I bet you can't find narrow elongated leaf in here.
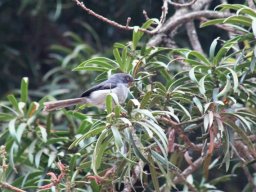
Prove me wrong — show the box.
[198,75,207,95]
[217,78,231,98]
[204,114,209,132]
[106,94,113,114]
[113,48,122,66]
[225,68,239,92]
[73,57,119,71]
[0,113,14,121]
[21,77,29,103]
[193,97,203,114]
[200,19,225,28]
[128,129,148,163]
[151,150,180,173]
[92,129,110,174]
[111,126,124,150]
[38,125,47,143]
[140,91,152,109]
[9,118,17,140]
[224,122,254,150]
[187,51,210,65]
[132,19,155,50]
[172,100,192,120]
[209,37,220,60]
[133,109,157,123]
[7,95,20,113]
[148,155,160,191]
[16,123,26,143]
[69,126,105,149]
[189,66,198,82]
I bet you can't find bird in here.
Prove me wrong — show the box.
[43,73,134,112]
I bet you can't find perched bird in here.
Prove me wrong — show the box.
[43,73,134,112]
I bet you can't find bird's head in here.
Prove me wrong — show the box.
[109,73,134,87]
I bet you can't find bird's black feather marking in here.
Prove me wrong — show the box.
[80,82,117,97]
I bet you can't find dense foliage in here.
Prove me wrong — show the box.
[1,1,256,192]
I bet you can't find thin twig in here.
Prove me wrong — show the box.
[0,182,26,192]
[173,157,204,183]
[159,116,201,151]
[168,0,197,7]
[74,0,168,35]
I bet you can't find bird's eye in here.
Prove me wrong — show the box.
[126,76,130,81]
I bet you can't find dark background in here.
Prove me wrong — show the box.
[0,0,242,97]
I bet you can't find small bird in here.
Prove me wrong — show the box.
[43,73,134,112]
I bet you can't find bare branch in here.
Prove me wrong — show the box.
[0,182,26,192]
[148,10,232,46]
[160,10,232,34]
[186,21,203,53]
[74,0,168,35]
[248,0,256,9]
[168,0,197,7]
[173,157,204,184]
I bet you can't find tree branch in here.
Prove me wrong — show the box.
[74,0,168,35]
[148,10,232,46]
[168,0,197,7]
[186,21,204,52]
[0,182,26,192]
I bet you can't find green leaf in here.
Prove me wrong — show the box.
[216,4,245,11]
[35,149,44,168]
[217,77,231,98]
[47,152,56,167]
[144,119,168,151]
[224,15,252,27]
[151,150,180,173]
[172,100,192,120]
[200,19,225,28]
[128,129,148,163]
[133,109,157,122]
[27,102,39,117]
[189,66,199,82]
[16,123,26,143]
[237,7,256,17]
[73,57,119,71]
[38,125,47,143]
[92,129,111,174]
[132,19,155,50]
[0,113,14,121]
[7,95,20,113]
[8,118,17,140]
[198,75,207,96]
[106,94,113,114]
[114,105,121,118]
[223,67,239,92]
[21,77,29,103]
[121,46,128,71]
[148,155,160,191]
[113,48,122,66]
[193,97,203,114]
[224,121,254,150]
[111,126,124,150]
[187,51,211,65]
[69,126,105,149]
[209,37,220,60]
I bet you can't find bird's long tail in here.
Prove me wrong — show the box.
[43,97,87,112]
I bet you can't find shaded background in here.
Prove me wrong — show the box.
[0,0,241,98]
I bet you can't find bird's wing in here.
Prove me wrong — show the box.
[80,82,117,97]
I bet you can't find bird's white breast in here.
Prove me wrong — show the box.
[88,83,129,108]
